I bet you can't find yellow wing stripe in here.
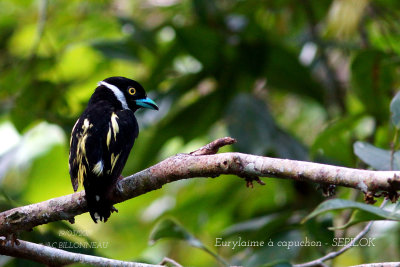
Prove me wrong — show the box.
[106,123,112,149]
[77,163,86,190]
[73,117,93,189]
[110,153,120,173]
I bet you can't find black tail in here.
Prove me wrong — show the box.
[84,179,116,223]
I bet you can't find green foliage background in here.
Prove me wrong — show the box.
[1,0,400,266]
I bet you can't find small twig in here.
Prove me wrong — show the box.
[159,257,183,267]
[0,238,161,266]
[190,137,236,156]
[294,199,389,267]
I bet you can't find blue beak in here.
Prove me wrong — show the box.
[135,97,159,110]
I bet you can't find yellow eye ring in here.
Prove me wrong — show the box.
[128,87,136,95]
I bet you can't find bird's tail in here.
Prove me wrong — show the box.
[84,180,117,223]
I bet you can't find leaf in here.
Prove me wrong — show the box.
[265,44,324,104]
[92,18,156,60]
[91,39,139,61]
[223,214,284,236]
[222,213,291,238]
[304,216,334,247]
[302,199,400,224]
[149,218,204,248]
[351,50,392,121]
[192,0,220,24]
[354,141,400,170]
[244,230,302,267]
[149,218,228,265]
[311,114,363,165]
[390,91,400,129]
[329,209,383,230]
[10,81,66,132]
[225,94,308,160]
[117,17,157,51]
[175,25,221,69]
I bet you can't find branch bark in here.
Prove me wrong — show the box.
[0,137,399,238]
[0,238,161,267]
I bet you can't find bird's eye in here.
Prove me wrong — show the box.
[128,87,136,95]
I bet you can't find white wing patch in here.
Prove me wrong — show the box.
[70,119,80,146]
[111,113,119,141]
[106,122,112,149]
[92,160,104,176]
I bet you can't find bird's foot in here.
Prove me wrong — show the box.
[111,205,118,213]
[240,175,265,188]
[318,184,336,197]
[1,233,20,246]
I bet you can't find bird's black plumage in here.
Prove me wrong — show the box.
[69,77,158,223]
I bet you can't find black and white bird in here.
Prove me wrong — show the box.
[69,77,158,223]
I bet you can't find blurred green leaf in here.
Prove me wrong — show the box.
[354,141,400,170]
[150,218,228,265]
[175,25,221,69]
[10,81,66,133]
[329,209,383,230]
[265,44,324,104]
[91,39,139,61]
[118,18,157,51]
[304,216,334,249]
[312,114,364,166]
[223,214,288,236]
[244,230,302,267]
[192,0,220,24]
[226,94,308,160]
[351,50,392,121]
[222,213,293,245]
[150,218,203,248]
[302,199,400,224]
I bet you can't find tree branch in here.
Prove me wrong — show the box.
[0,238,161,266]
[1,137,399,238]
[352,263,400,267]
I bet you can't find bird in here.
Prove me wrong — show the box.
[69,77,158,223]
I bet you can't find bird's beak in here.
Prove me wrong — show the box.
[135,97,159,110]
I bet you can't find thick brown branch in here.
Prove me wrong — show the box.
[0,238,161,266]
[0,137,399,238]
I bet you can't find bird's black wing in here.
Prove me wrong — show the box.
[69,117,87,192]
[100,109,138,182]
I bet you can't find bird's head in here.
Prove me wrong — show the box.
[98,76,158,112]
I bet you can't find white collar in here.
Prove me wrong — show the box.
[98,81,129,110]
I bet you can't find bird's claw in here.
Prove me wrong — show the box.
[1,233,20,246]
[111,206,118,213]
[244,176,265,188]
